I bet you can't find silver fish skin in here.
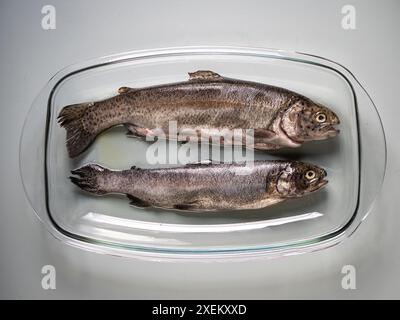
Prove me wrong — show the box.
[58,70,340,158]
[70,160,328,212]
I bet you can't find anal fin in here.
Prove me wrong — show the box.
[173,200,202,211]
[126,194,150,208]
[124,123,150,139]
[173,204,196,211]
[126,131,143,139]
[173,200,217,212]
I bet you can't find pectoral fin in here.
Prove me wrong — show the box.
[254,129,278,140]
[254,128,301,148]
[253,143,283,150]
[188,70,222,81]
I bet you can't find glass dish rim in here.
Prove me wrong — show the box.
[22,46,386,260]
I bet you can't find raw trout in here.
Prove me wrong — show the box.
[69,160,328,211]
[58,70,340,158]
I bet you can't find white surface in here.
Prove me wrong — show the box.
[0,0,399,299]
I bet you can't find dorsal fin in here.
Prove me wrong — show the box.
[118,86,135,94]
[188,70,222,81]
[129,165,144,170]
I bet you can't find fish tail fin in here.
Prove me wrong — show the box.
[69,164,111,195]
[57,103,96,158]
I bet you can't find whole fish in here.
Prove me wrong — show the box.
[58,70,340,158]
[69,160,328,211]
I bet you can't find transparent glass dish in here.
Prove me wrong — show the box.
[20,47,386,260]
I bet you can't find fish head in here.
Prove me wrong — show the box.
[276,162,328,197]
[281,98,340,142]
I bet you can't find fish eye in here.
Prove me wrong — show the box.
[315,113,327,123]
[305,170,316,180]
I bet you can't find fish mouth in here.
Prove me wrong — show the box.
[314,125,340,140]
[325,125,340,137]
[313,179,328,191]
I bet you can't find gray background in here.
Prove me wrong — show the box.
[0,0,398,299]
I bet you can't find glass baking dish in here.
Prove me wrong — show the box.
[20,47,386,260]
